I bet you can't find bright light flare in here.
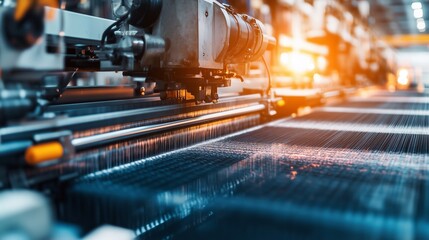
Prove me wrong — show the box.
[279,52,290,66]
[398,68,409,78]
[417,18,426,31]
[412,2,422,10]
[313,73,322,84]
[398,77,409,86]
[278,35,292,47]
[414,8,424,18]
[397,68,410,86]
[279,52,315,73]
[316,56,328,71]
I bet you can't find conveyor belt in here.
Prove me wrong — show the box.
[62,90,429,239]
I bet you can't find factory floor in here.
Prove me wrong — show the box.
[63,89,429,239]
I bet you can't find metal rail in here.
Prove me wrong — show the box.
[72,104,266,150]
[1,94,262,142]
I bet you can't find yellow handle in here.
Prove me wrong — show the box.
[25,142,64,165]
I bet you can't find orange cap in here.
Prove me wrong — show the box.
[25,142,64,165]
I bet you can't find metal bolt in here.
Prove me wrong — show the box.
[140,87,146,96]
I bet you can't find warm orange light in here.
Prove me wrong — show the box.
[278,34,293,47]
[398,68,408,77]
[316,56,327,71]
[279,52,315,73]
[313,73,322,83]
[397,76,409,86]
[387,73,396,92]
[279,52,290,66]
[397,68,410,86]
[276,99,286,107]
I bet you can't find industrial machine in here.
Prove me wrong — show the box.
[0,0,275,122]
[3,1,422,240]
[0,0,278,238]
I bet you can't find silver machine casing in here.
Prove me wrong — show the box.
[152,0,271,70]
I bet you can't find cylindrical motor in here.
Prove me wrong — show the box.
[128,0,163,28]
[145,0,275,69]
[139,34,166,63]
[0,89,37,124]
[224,6,276,63]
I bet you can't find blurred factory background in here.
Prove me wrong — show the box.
[1,0,429,239]
[371,0,429,90]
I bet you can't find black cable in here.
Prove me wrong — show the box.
[262,56,272,97]
[100,12,130,49]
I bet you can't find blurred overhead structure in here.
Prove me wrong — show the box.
[370,0,429,86]
[370,0,429,36]
[383,34,429,47]
[369,0,429,49]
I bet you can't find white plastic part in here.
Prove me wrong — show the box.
[0,190,52,240]
[83,225,135,240]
